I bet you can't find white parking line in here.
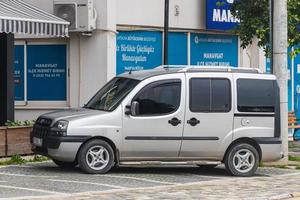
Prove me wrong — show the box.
[99,174,176,185]
[0,172,57,179]
[0,184,66,196]
[47,179,126,189]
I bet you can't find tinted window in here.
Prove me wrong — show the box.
[134,80,181,115]
[211,79,231,112]
[190,78,231,112]
[237,79,275,112]
[190,79,210,112]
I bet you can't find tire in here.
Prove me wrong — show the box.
[224,143,259,177]
[78,139,115,174]
[53,159,78,168]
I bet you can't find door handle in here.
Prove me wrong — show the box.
[187,118,200,126]
[168,118,181,126]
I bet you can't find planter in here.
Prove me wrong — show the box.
[6,126,33,156]
[0,127,6,157]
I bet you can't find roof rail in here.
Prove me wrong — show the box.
[156,65,262,74]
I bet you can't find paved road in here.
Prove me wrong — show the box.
[0,162,299,200]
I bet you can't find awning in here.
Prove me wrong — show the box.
[0,0,69,37]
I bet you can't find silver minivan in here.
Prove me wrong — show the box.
[31,66,283,176]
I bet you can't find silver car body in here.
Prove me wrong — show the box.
[31,66,283,164]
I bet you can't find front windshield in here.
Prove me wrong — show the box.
[84,77,140,111]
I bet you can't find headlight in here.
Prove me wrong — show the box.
[54,120,69,131]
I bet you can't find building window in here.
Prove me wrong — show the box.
[237,79,275,112]
[27,44,67,101]
[14,43,68,107]
[190,78,231,112]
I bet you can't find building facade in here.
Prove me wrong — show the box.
[15,0,267,120]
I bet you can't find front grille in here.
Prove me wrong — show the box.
[32,118,52,139]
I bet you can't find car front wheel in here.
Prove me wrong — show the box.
[225,143,259,177]
[78,139,115,174]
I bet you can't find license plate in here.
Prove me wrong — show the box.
[33,137,43,147]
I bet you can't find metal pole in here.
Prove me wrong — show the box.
[269,0,274,74]
[163,0,169,65]
[273,0,288,163]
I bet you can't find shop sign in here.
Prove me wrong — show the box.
[116,31,162,75]
[27,45,67,101]
[190,33,238,67]
[206,0,240,31]
[14,45,25,101]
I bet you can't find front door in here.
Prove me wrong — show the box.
[122,74,185,159]
[180,73,234,159]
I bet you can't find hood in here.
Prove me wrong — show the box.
[39,108,108,123]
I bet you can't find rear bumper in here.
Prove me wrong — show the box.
[253,137,283,162]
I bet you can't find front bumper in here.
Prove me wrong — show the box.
[31,133,91,162]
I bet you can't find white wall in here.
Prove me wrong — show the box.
[116,0,205,30]
[15,0,116,121]
[239,37,266,70]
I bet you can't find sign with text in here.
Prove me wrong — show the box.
[14,45,25,101]
[206,0,240,31]
[190,33,238,67]
[168,32,188,65]
[116,31,162,75]
[292,48,300,112]
[27,45,67,101]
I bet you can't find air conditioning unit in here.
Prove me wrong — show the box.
[54,0,97,32]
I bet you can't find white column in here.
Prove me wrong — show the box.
[273,0,288,162]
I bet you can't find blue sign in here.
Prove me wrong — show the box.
[293,49,300,113]
[190,33,238,67]
[14,45,24,101]
[116,31,162,75]
[206,0,240,31]
[27,45,67,101]
[168,32,188,65]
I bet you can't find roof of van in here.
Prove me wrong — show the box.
[119,65,268,80]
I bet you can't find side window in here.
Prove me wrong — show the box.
[190,78,231,113]
[237,79,275,112]
[133,80,181,116]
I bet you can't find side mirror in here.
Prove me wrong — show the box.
[125,101,139,116]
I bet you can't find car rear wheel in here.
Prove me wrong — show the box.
[78,139,115,174]
[52,159,78,168]
[225,143,259,177]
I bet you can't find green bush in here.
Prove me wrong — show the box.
[4,120,35,127]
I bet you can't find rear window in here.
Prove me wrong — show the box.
[237,79,275,112]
